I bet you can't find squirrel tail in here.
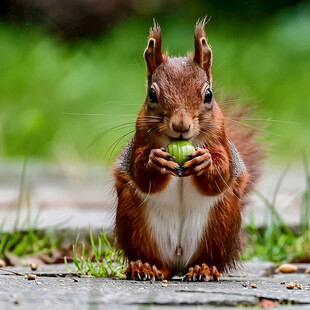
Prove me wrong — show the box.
[224,103,266,196]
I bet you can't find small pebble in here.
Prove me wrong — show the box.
[60,279,64,284]
[285,282,302,290]
[286,282,297,289]
[306,267,310,274]
[25,274,36,280]
[278,263,298,274]
[161,283,168,287]
[30,263,37,271]
[13,299,21,305]
[250,283,257,289]
[0,258,6,267]
[280,281,285,285]
[162,280,168,284]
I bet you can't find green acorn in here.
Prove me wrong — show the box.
[166,140,195,166]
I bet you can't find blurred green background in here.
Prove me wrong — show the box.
[0,0,309,165]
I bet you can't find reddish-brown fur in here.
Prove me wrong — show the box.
[113,19,263,281]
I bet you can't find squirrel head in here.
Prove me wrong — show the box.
[139,19,224,148]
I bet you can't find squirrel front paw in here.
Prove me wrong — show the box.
[182,148,212,176]
[148,148,181,176]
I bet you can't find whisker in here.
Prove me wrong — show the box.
[223,117,301,124]
[213,165,241,201]
[137,119,163,122]
[137,116,164,120]
[104,120,164,165]
[198,121,225,129]
[214,179,222,194]
[62,112,118,116]
[218,98,255,106]
[135,124,160,130]
[197,131,235,164]
[105,129,136,165]
[198,118,274,144]
[62,112,162,118]
[199,124,224,129]
[225,119,281,137]
[86,122,137,150]
[135,122,160,126]
[88,121,163,149]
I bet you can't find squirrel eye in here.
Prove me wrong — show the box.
[148,87,158,103]
[204,88,213,105]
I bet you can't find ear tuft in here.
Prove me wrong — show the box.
[194,17,212,79]
[149,19,162,46]
[194,17,207,44]
[144,20,164,76]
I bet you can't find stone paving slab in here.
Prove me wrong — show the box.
[0,261,276,278]
[0,273,309,309]
[0,263,310,309]
[0,162,307,233]
[1,162,309,309]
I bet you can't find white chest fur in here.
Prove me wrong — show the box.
[138,177,221,272]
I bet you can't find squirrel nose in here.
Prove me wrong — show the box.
[172,122,191,133]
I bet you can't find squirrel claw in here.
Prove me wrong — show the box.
[210,265,220,281]
[142,272,149,281]
[174,166,184,177]
[148,149,179,176]
[177,171,184,177]
[125,260,168,281]
[182,149,211,177]
[183,264,220,282]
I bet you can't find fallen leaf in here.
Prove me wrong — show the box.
[260,299,276,308]
[5,251,45,266]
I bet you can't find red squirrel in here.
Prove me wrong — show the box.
[113,20,262,282]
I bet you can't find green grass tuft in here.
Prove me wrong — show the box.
[242,156,310,263]
[0,158,67,262]
[0,227,65,261]
[65,227,125,278]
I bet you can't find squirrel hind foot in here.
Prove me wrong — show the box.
[125,260,169,282]
[183,264,220,282]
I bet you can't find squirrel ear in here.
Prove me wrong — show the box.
[144,21,164,76]
[194,19,212,79]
